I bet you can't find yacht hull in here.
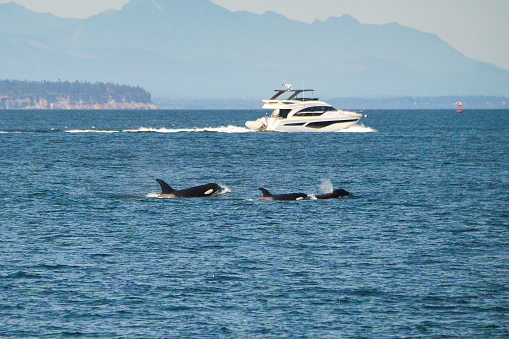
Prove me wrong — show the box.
[245,114,361,132]
[272,117,360,132]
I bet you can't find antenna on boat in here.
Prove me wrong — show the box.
[282,80,292,91]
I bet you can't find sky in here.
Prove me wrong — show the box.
[1,0,507,70]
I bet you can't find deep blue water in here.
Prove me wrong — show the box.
[1,109,508,338]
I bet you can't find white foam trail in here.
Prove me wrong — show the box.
[123,125,252,133]
[320,178,334,194]
[219,185,232,194]
[16,124,373,134]
[338,123,377,133]
[65,129,119,133]
[123,127,176,133]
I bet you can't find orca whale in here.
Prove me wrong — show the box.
[258,188,307,201]
[315,188,350,199]
[156,179,222,198]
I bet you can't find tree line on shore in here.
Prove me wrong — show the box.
[0,79,152,104]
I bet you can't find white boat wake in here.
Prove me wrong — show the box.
[123,125,253,133]
[65,129,119,133]
[63,125,253,133]
[8,124,375,134]
[337,123,377,133]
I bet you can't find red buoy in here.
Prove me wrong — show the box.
[456,102,462,113]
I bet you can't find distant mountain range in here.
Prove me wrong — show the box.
[1,0,508,103]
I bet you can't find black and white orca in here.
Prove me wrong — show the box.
[315,188,350,199]
[258,188,307,201]
[156,179,222,198]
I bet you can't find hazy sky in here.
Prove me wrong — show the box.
[1,0,508,70]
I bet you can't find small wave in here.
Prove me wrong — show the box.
[0,130,60,133]
[338,123,377,133]
[4,271,42,279]
[123,125,252,133]
[219,185,232,194]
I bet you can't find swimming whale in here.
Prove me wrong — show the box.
[315,188,350,199]
[258,188,307,201]
[156,179,222,198]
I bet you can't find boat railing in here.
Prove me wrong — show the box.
[263,100,296,105]
[293,98,319,101]
[263,99,318,104]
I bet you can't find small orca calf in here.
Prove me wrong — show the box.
[156,179,222,198]
[315,188,350,199]
[258,188,307,201]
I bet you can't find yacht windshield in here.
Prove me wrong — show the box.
[272,109,291,118]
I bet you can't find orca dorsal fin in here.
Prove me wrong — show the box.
[258,188,272,197]
[156,179,176,194]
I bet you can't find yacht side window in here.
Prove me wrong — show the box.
[294,106,325,116]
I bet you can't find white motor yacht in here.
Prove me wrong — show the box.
[246,83,362,132]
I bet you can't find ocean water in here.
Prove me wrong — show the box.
[0,109,508,338]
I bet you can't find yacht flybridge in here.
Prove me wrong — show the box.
[245,83,363,132]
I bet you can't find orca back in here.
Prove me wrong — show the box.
[316,188,350,199]
[177,183,221,197]
[259,188,307,201]
[276,193,307,201]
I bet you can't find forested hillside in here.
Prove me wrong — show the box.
[0,79,156,109]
